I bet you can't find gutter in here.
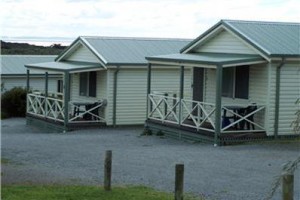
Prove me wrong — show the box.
[113,66,120,127]
[274,57,286,139]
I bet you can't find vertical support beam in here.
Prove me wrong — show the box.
[113,66,120,127]
[45,72,49,97]
[26,69,30,92]
[178,66,184,125]
[63,71,70,132]
[214,64,223,146]
[45,72,49,117]
[146,63,152,118]
[26,69,30,114]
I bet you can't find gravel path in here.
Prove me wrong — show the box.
[1,118,299,200]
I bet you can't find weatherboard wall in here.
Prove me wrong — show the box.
[193,29,257,55]
[65,43,100,63]
[268,62,300,136]
[105,67,192,126]
[69,70,107,118]
[203,64,268,130]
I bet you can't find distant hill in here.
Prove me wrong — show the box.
[1,40,68,55]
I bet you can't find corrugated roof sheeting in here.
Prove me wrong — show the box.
[83,37,192,64]
[224,20,300,56]
[1,55,56,75]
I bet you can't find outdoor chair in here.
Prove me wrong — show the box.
[83,99,107,120]
[238,104,257,130]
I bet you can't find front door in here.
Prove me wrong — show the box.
[193,67,204,102]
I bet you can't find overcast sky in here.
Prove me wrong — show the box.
[1,0,299,44]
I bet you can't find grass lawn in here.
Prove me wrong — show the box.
[1,185,201,200]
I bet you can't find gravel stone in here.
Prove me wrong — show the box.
[1,118,299,200]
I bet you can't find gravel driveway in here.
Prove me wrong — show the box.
[1,118,299,200]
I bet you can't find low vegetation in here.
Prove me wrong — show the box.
[1,87,27,118]
[1,185,200,200]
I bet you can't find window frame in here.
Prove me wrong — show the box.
[79,71,97,97]
[222,66,249,99]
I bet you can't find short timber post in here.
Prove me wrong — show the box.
[214,64,223,146]
[178,66,184,125]
[146,63,152,119]
[175,164,184,200]
[282,172,294,200]
[104,150,112,191]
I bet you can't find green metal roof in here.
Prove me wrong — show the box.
[58,37,192,65]
[146,53,265,66]
[25,61,103,72]
[1,55,56,75]
[181,20,300,57]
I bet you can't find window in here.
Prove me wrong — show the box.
[79,71,97,97]
[57,80,63,93]
[222,66,249,99]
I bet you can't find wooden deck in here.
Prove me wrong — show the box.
[145,119,268,145]
[26,114,106,133]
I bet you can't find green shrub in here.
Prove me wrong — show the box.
[1,87,27,118]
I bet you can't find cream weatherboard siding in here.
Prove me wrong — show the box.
[268,62,300,136]
[2,76,61,93]
[65,44,100,63]
[202,64,269,130]
[69,70,107,118]
[194,30,257,55]
[105,67,192,126]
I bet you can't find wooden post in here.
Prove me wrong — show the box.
[63,71,70,132]
[214,64,223,146]
[282,173,294,200]
[45,72,49,117]
[104,150,112,191]
[178,66,184,125]
[175,164,184,200]
[146,63,152,118]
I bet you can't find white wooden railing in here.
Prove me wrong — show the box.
[27,93,107,124]
[27,93,64,122]
[148,93,266,133]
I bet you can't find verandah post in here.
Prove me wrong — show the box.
[45,72,49,117]
[26,69,30,115]
[63,71,70,132]
[214,64,223,146]
[146,63,152,118]
[26,69,30,93]
[179,66,184,125]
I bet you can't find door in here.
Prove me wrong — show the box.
[193,67,204,102]
[192,68,204,117]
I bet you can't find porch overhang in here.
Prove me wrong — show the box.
[146,53,267,68]
[25,61,104,73]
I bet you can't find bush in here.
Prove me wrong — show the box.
[1,87,27,118]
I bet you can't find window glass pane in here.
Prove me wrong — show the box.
[222,68,234,98]
[79,72,88,96]
[235,66,249,99]
[89,71,97,97]
[57,80,63,93]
